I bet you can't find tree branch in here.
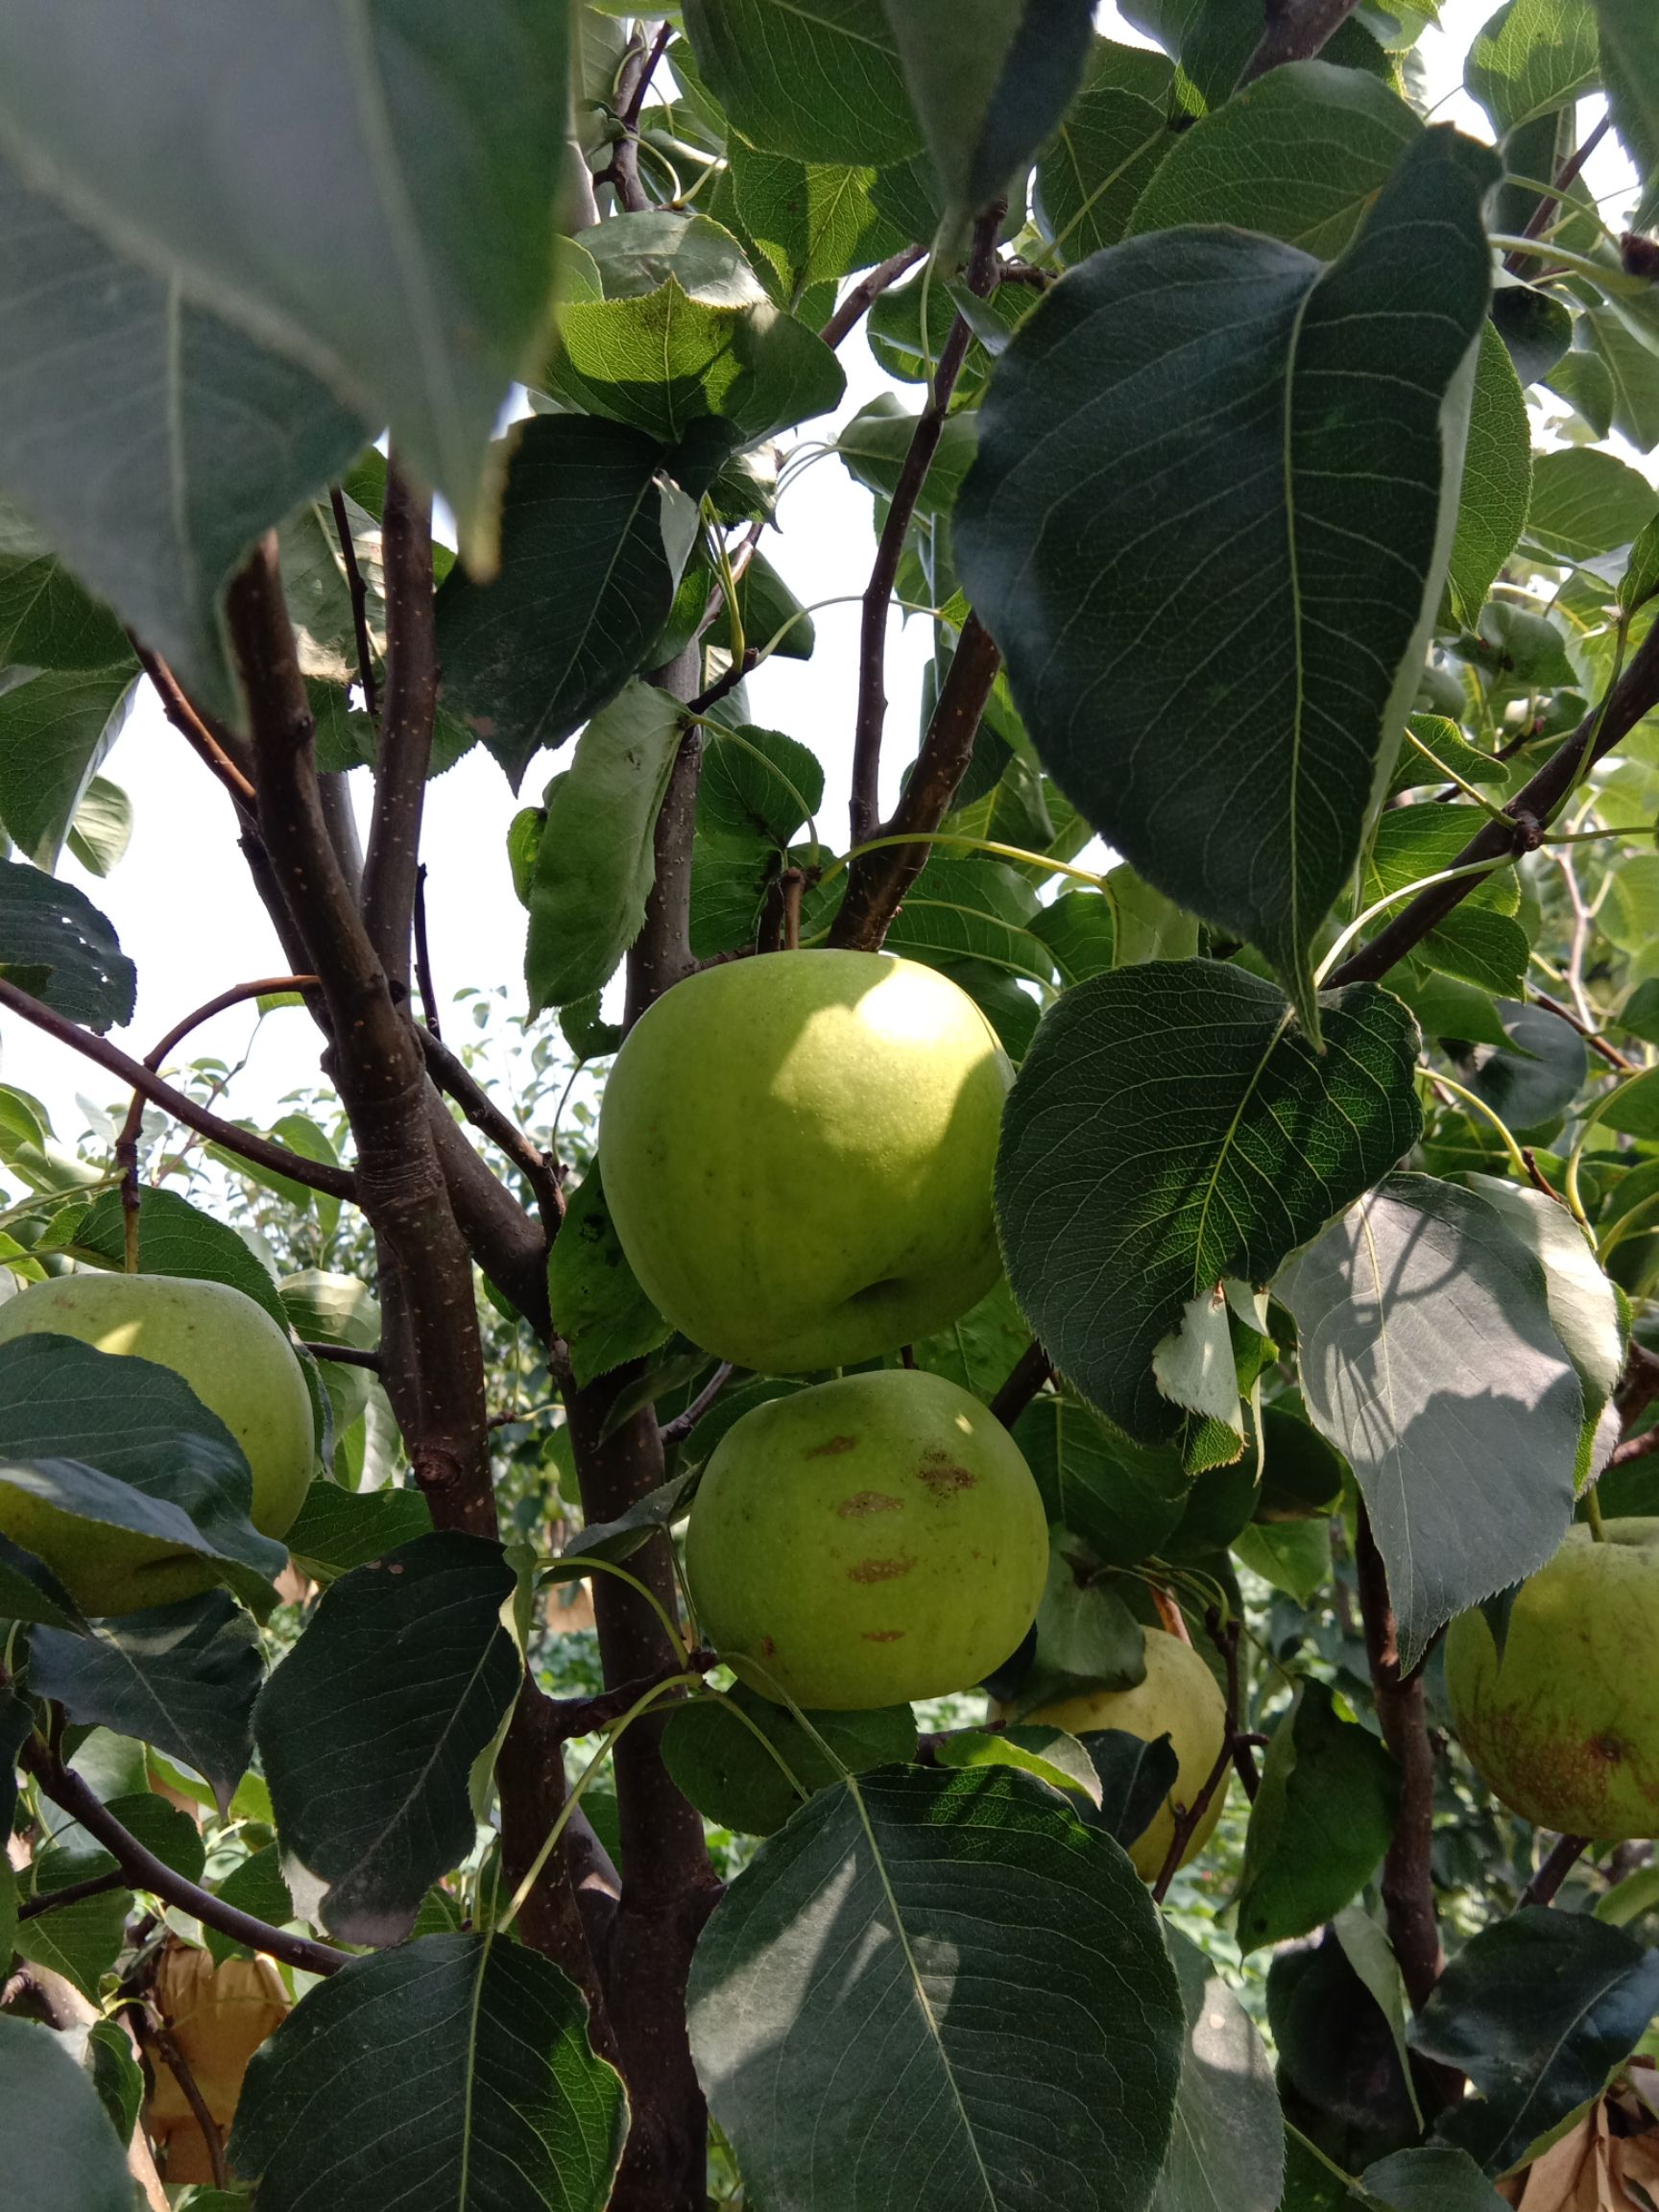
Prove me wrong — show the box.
[328,482,379,722]
[658,1362,734,1449]
[1354,1505,1445,2016]
[1519,1832,1590,1909]
[360,463,438,990]
[0,976,354,1201]
[413,863,443,1037]
[132,641,256,806]
[819,245,928,351]
[849,207,1004,846]
[600,21,669,214]
[623,644,704,1029]
[226,534,493,1536]
[1150,1611,1242,1904]
[830,612,1003,950]
[21,1739,348,1977]
[420,1025,565,1228]
[1330,619,1659,989]
[990,1339,1052,1430]
[1237,0,1362,85]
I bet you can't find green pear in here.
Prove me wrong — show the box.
[0,1272,314,1614]
[1024,1630,1229,1881]
[1445,1520,1659,1840]
[598,950,1011,1373]
[685,1368,1048,1709]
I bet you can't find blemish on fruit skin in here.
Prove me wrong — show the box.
[861,1629,904,1643]
[760,1636,777,1658]
[847,1556,915,1583]
[916,1451,975,1498]
[806,1434,857,1458]
[837,1490,901,1517]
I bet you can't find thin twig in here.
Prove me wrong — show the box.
[419,1025,565,1226]
[0,976,354,1201]
[1237,0,1362,85]
[1151,1613,1241,1903]
[16,1865,131,1921]
[1518,1832,1591,1909]
[132,641,256,807]
[687,649,756,719]
[302,1341,382,1371]
[1530,987,1635,1072]
[659,1363,735,1449]
[328,484,379,721]
[1509,115,1612,265]
[990,1340,1052,1430]
[818,245,928,350]
[601,22,669,212]
[138,2008,229,2191]
[413,863,443,1039]
[360,462,438,990]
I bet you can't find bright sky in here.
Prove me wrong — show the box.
[3,0,1643,1146]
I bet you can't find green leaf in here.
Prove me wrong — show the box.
[1014,1395,1190,1566]
[881,854,1055,982]
[698,722,824,848]
[934,1723,1104,1802]
[1013,1540,1149,1711]
[29,1593,262,1816]
[881,0,1095,223]
[1232,1518,1333,1605]
[12,1818,132,1996]
[1035,69,1172,266]
[1151,1927,1284,2212]
[229,1933,627,2212]
[1127,60,1421,257]
[0,2017,133,2212]
[0,667,134,873]
[837,392,979,519]
[1030,890,1117,984]
[959,131,1497,1024]
[1358,2146,1510,2210]
[282,1481,434,1584]
[545,1164,673,1388]
[204,1840,296,1967]
[0,858,133,1028]
[682,0,924,165]
[84,2016,144,2147]
[1466,0,1603,130]
[64,777,132,878]
[1121,0,1389,107]
[0,153,367,722]
[1467,1177,1624,1431]
[64,1186,288,1330]
[0,0,569,569]
[1448,325,1532,629]
[1522,445,1659,566]
[1589,0,1659,225]
[1082,1728,1182,1853]
[688,1763,1186,2212]
[910,1277,1031,1400]
[524,682,685,1015]
[1413,1909,1659,2174]
[0,495,129,672]
[435,415,694,791]
[661,1685,918,1836]
[997,962,1420,1444]
[706,548,817,661]
[0,1334,288,1612]
[1277,1173,1580,1667]
[1620,514,1659,615]
[253,1530,520,1947]
[729,142,910,303]
[1235,1680,1400,1954]
[1468,998,1588,1129]
[0,1531,84,1629]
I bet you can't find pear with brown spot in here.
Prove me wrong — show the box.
[686,1368,1048,1710]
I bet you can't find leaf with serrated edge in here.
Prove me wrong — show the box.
[0,2015,134,2212]
[1151,1927,1284,2212]
[1277,1173,1579,1667]
[997,962,1421,1444]
[958,130,1497,1027]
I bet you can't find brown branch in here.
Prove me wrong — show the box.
[360,463,438,990]
[1151,1611,1241,1904]
[16,1864,131,1921]
[990,1339,1052,1431]
[1237,0,1362,86]
[1354,1505,1446,2017]
[413,862,442,1038]
[132,640,256,806]
[818,245,928,350]
[22,1740,347,1977]
[302,1341,382,1371]
[1330,619,1659,989]
[328,483,379,722]
[1509,115,1613,266]
[1609,1424,1659,1469]
[623,645,705,1029]
[601,22,668,213]
[658,1362,734,1449]
[547,1653,718,1743]
[830,612,1003,950]
[419,1025,565,1228]
[1519,1832,1590,1909]
[0,976,354,1201]
[136,2007,229,2191]
[1528,987,1636,1072]
[686,647,756,720]
[848,206,1004,847]
[226,533,493,1536]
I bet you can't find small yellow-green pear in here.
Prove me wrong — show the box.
[685,1368,1048,1709]
[1446,1520,1659,1840]
[597,950,1012,1374]
[1024,1630,1229,1881]
[0,1272,313,1614]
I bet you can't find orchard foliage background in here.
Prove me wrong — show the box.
[0,1,1656,2208]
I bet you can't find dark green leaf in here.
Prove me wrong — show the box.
[910,1277,1030,1400]
[1469,998,1588,1130]
[998,962,1420,1443]
[1490,281,1573,388]
[0,0,568,567]
[688,1763,1186,2212]
[0,153,367,721]
[682,0,924,165]
[1233,1518,1333,1606]
[1035,67,1172,266]
[1083,1727,1181,1852]
[1278,1174,1580,1666]
[435,414,695,790]
[64,1186,289,1329]
[0,858,133,1028]
[661,1685,917,1836]
[252,1531,520,1945]
[282,1481,433,1584]
[1414,1909,1659,2175]
[1030,891,1117,985]
[837,393,978,518]
[1359,2146,1510,2210]
[525,683,685,1014]
[84,2016,144,2146]
[204,1841,296,1967]
[560,1463,699,1564]
[0,667,134,873]
[1017,1541,1149,1710]
[1152,1927,1284,2212]
[29,1593,261,1815]
[12,1819,131,1996]
[1448,325,1532,630]
[958,131,1497,1022]
[545,1164,673,1387]
[230,1933,627,2212]
[882,854,1054,981]
[0,1529,84,1628]
[1014,1394,1189,1566]
[0,2016,133,2212]
[1235,1680,1400,1954]
[706,547,817,661]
